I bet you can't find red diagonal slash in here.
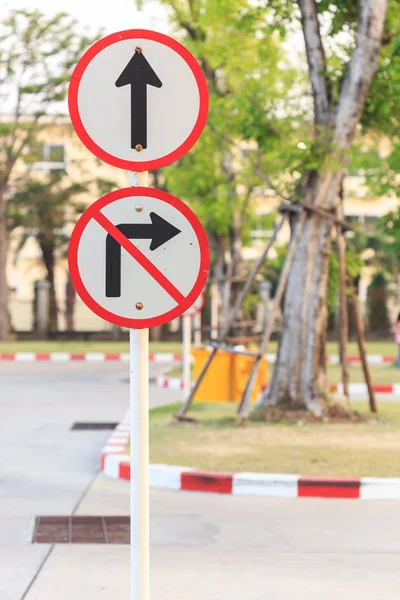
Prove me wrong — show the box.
[93,209,186,304]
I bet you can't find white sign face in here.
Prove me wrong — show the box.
[69,188,210,329]
[69,30,209,171]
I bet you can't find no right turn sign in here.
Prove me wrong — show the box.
[68,187,210,329]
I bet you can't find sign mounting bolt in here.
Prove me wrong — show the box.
[135,144,143,152]
[135,204,143,212]
[136,302,144,310]
[135,46,143,54]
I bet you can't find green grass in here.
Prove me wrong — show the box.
[260,341,396,356]
[300,341,395,356]
[0,340,183,353]
[327,363,399,383]
[165,362,400,384]
[0,339,397,356]
[147,401,400,478]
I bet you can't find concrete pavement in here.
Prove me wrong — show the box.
[0,361,178,600]
[26,474,400,600]
[2,361,400,599]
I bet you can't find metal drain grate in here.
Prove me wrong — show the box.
[71,422,118,430]
[33,516,130,544]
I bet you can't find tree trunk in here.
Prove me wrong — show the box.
[265,173,341,415]
[220,220,243,333]
[40,240,58,331]
[0,188,9,340]
[261,0,388,415]
[65,273,76,331]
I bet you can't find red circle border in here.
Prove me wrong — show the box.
[68,29,209,171]
[68,187,210,329]
[184,291,205,316]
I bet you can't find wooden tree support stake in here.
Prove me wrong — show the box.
[177,214,287,419]
[299,199,352,231]
[336,212,350,411]
[346,271,377,413]
[238,211,308,422]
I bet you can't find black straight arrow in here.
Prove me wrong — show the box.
[105,212,181,297]
[115,48,162,150]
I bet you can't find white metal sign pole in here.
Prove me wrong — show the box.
[194,311,202,348]
[129,170,149,600]
[182,314,192,399]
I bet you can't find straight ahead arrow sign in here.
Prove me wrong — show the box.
[115,48,162,150]
[105,212,181,297]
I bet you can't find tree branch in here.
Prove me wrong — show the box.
[169,4,221,93]
[251,163,294,202]
[239,188,254,223]
[8,69,26,162]
[12,111,43,160]
[207,121,295,202]
[334,0,389,149]
[297,0,331,125]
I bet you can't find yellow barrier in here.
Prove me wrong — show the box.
[233,355,268,404]
[192,349,268,403]
[192,349,233,402]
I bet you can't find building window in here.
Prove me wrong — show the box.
[364,216,378,227]
[345,215,378,229]
[250,212,275,239]
[44,143,65,163]
[345,215,363,225]
[30,142,67,170]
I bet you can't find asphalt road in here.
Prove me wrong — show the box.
[1,361,400,600]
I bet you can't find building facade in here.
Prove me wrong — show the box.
[6,120,399,331]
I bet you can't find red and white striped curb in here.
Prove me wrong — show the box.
[100,412,130,478]
[267,354,395,365]
[99,416,400,500]
[0,352,396,363]
[156,374,188,390]
[0,352,182,362]
[155,375,400,396]
[330,383,400,395]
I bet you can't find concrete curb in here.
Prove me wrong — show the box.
[0,352,182,363]
[100,415,400,500]
[155,374,400,396]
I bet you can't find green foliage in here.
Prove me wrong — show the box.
[0,9,101,185]
[7,171,86,255]
[324,244,362,316]
[346,0,400,198]
[136,0,399,327]
[242,290,260,318]
[0,9,103,334]
[7,170,86,330]
[139,0,302,279]
[7,172,115,259]
[378,206,400,281]
[140,0,400,266]
[367,272,391,334]
[362,0,400,134]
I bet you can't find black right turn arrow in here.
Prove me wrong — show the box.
[105,212,181,297]
[115,48,162,150]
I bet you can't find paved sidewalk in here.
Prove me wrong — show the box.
[4,359,400,600]
[0,360,177,600]
[26,474,400,600]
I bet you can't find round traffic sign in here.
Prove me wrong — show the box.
[184,291,205,317]
[68,29,209,171]
[69,188,210,329]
